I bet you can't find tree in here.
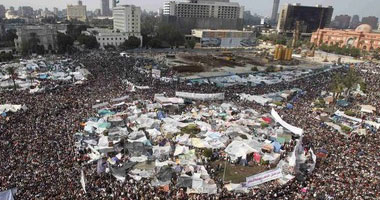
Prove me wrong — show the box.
[157,23,184,48]
[147,38,162,48]
[0,52,14,62]
[185,39,196,49]
[57,32,74,54]
[5,66,18,90]
[120,36,141,50]
[330,73,344,104]
[342,68,360,96]
[77,34,99,49]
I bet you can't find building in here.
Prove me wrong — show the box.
[85,28,138,49]
[361,16,378,30]
[113,5,141,34]
[271,0,280,23]
[112,0,117,9]
[101,0,111,16]
[191,29,255,48]
[162,0,244,33]
[18,6,34,18]
[311,24,380,51]
[0,5,5,18]
[330,15,351,29]
[277,4,333,33]
[53,7,59,16]
[350,15,360,29]
[67,0,87,22]
[14,25,58,53]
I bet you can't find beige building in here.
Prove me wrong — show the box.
[311,24,380,51]
[113,5,141,35]
[14,25,58,53]
[67,0,87,22]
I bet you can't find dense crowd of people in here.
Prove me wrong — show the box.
[1,51,379,199]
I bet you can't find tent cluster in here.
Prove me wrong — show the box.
[75,94,311,194]
[0,57,91,93]
[240,88,304,107]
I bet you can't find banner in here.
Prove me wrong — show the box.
[152,69,161,79]
[175,92,225,101]
[246,168,283,187]
[271,108,303,136]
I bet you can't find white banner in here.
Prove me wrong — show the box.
[271,108,303,136]
[152,69,161,79]
[175,92,225,101]
[246,168,283,187]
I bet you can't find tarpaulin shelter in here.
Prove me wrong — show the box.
[337,100,349,107]
[272,141,282,153]
[271,108,303,136]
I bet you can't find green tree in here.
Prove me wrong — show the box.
[5,66,18,90]
[185,39,196,49]
[120,36,141,50]
[330,73,345,104]
[342,68,360,96]
[147,38,162,48]
[0,52,14,62]
[77,34,99,49]
[57,32,74,54]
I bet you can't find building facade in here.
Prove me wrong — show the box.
[277,4,333,33]
[311,24,380,51]
[350,15,360,29]
[18,6,34,18]
[113,5,141,34]
[271,0,280,23]
[101,0,111,16]
[191,29,255,48]
[85,28,141,49]
[162,0,244,33]
[14,25,58,53]
[331,15,351,29]
[361,16,378,30]
[67,0,87,22]
[0,5,5,18]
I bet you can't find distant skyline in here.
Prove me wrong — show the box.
[1,0,380,19]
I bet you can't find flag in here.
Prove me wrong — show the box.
[80,169,86,193]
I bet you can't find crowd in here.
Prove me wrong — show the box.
[0,51,379,199]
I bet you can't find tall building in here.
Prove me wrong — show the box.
[14,25,58,53]
[67,0,87,22]
[277,4,333,33]
[350,15,360,29]
[18,6,34,18]
[112,0,117,8]
[331,15,351,29]
[101,0,111,16]
[162,0,244,33]
[53,7,59,16]
[113,5,141,35]
[361,16,378,30]
[0,5,5,18]
[271,0,280,23]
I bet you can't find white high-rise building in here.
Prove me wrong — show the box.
[67,0,87,22]
[163,0,243,19]
[113,5,141,34]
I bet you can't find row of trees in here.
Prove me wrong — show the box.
[320,44,361,58]
[330,67,362,103]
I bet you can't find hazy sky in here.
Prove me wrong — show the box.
[1,0,379,18]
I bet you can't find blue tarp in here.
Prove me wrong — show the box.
[39,74,48,79]
[272,141,282,153]
[98,109,115,116]
[286,103,294,109]
[0,188,16,200]
[157,111,166,120]
[337,100,349,107]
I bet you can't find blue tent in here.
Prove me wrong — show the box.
[272,141,282,153]
[337,100,349,107]
[286,103,294,109]
[157,111,166,120]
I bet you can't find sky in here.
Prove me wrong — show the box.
[1,0,379,18]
